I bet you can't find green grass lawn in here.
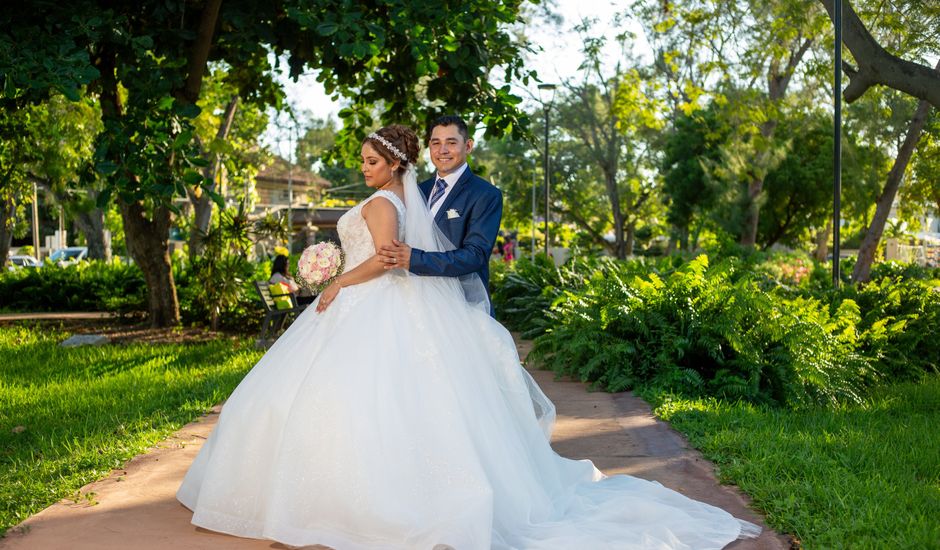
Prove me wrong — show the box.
[643,376,940,550]
[0,324,262,536]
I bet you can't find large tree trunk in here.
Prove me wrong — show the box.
[740,37,813,248]
[189,96,238,259]
[97,50,178,326]
[624,222,635,257]
[72,206,110,261]
[852,94,934,283]
[814,220,832,262]
[33,179,111,261]
[740,119,779,248]
[90,0,220,327]
[0,196,15,268]
[677,225,689,252]
[818,0,940,108]
[603,171,626,259]
[120,200,179,326]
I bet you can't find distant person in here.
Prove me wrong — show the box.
[269,255,314,305]
[502,235,515,262]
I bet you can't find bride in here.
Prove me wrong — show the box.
[177,124,760,549]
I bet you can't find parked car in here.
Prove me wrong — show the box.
[47,246,88,267]
[6,255,41,271]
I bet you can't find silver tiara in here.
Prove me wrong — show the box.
[367,132,408,162]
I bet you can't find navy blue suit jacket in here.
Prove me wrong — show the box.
[409,167,503,310]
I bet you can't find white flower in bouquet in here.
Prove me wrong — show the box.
[297,241,344,292]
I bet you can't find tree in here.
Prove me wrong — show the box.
[635,0,828,248]
[549,20,664,258]
[660,103,727,251]
[758,112,870,249]
[818,0,940,108]
[0,108,35,267]
[818,0,940,281]
[470,133,538,231]
[188,66,272,259]
[735,2,825,247]
[2,1,535,326]
[902,111,940,222]
[25,95,108,260]
[852,80,935,282]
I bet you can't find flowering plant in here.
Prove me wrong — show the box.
[296,241,345,293]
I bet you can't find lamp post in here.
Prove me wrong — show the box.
[537,83,557,258]
[531,156,537,261]
[31,182,40,259]
[832,0,842,288]
[287,124,294,254]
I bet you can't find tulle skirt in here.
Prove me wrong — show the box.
[177,273,759,549]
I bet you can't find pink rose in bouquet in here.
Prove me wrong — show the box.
[296,241,345,292]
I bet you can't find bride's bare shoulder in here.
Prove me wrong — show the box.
[361,193,400,220]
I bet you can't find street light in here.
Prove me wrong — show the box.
[538,83,557,258]
[531,156,537,261]
[832,0,842,288]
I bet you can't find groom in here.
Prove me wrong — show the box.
[377,115,502,314]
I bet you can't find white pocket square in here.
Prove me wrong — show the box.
[446,209,460,219]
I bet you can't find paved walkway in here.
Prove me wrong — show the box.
[1,338,790,550]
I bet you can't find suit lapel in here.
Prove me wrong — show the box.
[434,167,474,225]
[418,178,434,201]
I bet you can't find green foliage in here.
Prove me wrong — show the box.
[643,376,940,549]
[499,252,940,406]
[0,257,272,331]
[0,261,146,315]
[530,255,870,405]
[660,102,727,250]
[2,0,536,326]
[188,202,257,330]
[547,23,666,258]
[492,253,641,339]
[0,324,262,535]
[837,276,940,380]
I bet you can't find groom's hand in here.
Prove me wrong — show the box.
[378,240,411,271]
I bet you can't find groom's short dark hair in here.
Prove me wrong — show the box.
[428,115,470,142]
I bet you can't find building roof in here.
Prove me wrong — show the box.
[256,156,330,189]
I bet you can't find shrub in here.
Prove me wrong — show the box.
[0,260,147,314]
[528,256,882,407]
[0,258,271,332]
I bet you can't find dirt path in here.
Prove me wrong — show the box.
[1,337,791,549]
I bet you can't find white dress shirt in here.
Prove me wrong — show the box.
[429,162,468,217]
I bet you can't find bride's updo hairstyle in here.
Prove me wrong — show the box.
[364,124,420,176]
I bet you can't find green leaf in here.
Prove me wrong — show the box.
[182,170,204,185]
[188,156,210,168]
[172,130,193,149]
[317,22,338,36]
[206,188,225,208]
[95,161,118,176]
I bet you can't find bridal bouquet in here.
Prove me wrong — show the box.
[297,241,345,292]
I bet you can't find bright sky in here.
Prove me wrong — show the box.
[263,0,650,157]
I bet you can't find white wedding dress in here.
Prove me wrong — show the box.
[177,175,760,549]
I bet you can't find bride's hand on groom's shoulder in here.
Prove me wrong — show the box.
[378,240,411,271]
[316,282,342,313]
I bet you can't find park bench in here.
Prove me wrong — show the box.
[254,281,308,347]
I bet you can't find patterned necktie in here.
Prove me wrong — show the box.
[428,178,447,209]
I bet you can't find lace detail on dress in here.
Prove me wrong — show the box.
[336,190,406,272]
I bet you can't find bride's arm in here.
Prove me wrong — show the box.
[315,197,398,312]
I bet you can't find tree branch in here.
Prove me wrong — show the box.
[818,0,940,108]
[182,0,222,105]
